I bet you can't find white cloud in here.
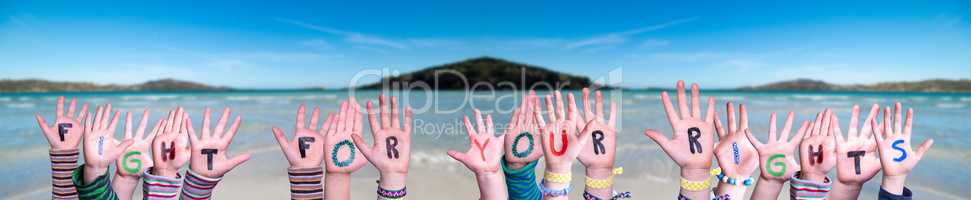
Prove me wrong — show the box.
[299,39,333,50]
[564,17,697,50]
[276,18,409,50]
[639,38,671,49]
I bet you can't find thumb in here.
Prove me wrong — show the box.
[228,153,252,171]
[112,139,135,160]
[446,150,465,163]
[350,134,374,160]
[644,129,670,149]
[914,138,934,162]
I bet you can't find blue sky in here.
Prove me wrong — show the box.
[1,0,968,89]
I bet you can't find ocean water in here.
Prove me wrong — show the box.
[1,90,968,199]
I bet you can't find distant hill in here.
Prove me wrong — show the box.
[0,78,231,92]
[741,78,971,92]
[358,57,601,90]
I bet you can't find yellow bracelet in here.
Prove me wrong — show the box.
[585,167,623,189]
[544,171,572,183]
[679,168,716,192]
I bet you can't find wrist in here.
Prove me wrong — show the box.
[801,170,828,182]
[153,167,180,178]
[680,168,710,181]
[506,161,527,170]
[378,171,407,189]
[881,174,907,195]
[545,164,572,174]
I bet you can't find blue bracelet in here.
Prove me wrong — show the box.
[539,180,571,197]
[714,173,753,186]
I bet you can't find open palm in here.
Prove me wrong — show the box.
[713,103,758,178]
[351,95,413,175]
[36,97,88,150]
[745,112,807,181]
[644,81,716,170]
[534,91,590,173]
[272,105,326,169]
[577,88,619,170]
[188,107,251,177]
[449,109,504,173]
[503,92,543,164]
[323,99,369,173]
[833,104,882,184]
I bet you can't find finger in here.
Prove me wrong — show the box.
[85,113,93,133]
[914,138,934,162]
[832,112,845,144]
[165,109,175,133]
[690,83,701,118]
[112,139,134,159]
[56,96,65,118]
[188,119,201,146]
[608,102,618,128]
[744,128,764,150]
[102,104,114,130]
[391,96,400,129]
[379,95,391,129]
[271,127,290,150]
[216,107,231,136]
[595,90,604,120]
[848,105,860,139]
[94,105,104,130]
[533,108,547,129]
[35,114,54,135]
[474,109,485,134]
[124,112,133,139]
[322,113,335,136]
[714,111,726,139]
[791,121,809,145]
[366,100,381,132]
[148,118,164,141]
[582,88,593,122]
[77,103,89,122]
[544,95,556,122]
[554,91,565,121]
[296,104,306,129]
[507,107,520,131]
[173,107,185,134]
[871,118,885,141]
[228,153,252,171]
[309,106,320,131]
[820,109,832,136]
[353,100,363,134]
[403,107,413,134]
[861,104,879,140]
[811,112,822,136]
[768,112,778,142]
[644,129,671,149]
[676,80,690,119]
[739,104,749,131]
[661,92,680,124]
[446,150,466,163]
[904,108,913,137]
[883,107,892,138]
[780,112,794,142]
[337,101,348,132]
[486,114,495,135]
[67,98,77,118]
[223,116,242,143]
[894,102,902,135]
[464,115,477,137]
[136,109,150,139]
[704,97,715,124]
[350,134,374,160]
[568,92,580,123]
[726,102,736,134]
[202,107,212,140]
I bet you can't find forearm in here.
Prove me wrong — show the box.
[72,164,117,200]
[584,167,614,199]
[142,168,184,200]
[881,175,907,196]
[288,167,323,200]
[501,159,541,200]
[750,177,785,200]
[181,170,222,199]
[829,181,863,200]
[50,149,80,199]
[325,172,351,200]
[110,173,139,200]
[679,168,711,200]
[475,172,508,200]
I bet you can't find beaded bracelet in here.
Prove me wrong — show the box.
[582,190,632,200]
[539,180,572,197]
[585,167,623,189]
[377,186,406,199]
[711,168,753,186]
[544,171,572,183]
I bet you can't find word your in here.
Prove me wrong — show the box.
[122,151,143,174]
[592,130,606,155]
[57,123,72,141]
[386,136,400,159]
[766,154,787,177]
[892,139,907,162]
[472,137,490,161]
[808,144,823,165]
[511,132,534,158]
[298,137,315,158]
[549,130,568,156]
[161,141,176,161]
[331,140,356,167]
[201,149,218,170]
[731,142,740,164]
[687,127,702,154]
[847,151,865,175]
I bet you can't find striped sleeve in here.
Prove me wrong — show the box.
[142,168,183,200]
[180,170,222,200]
[501,158,542,200]
[288,167,324,200]
[71,164,118,200]
[50,149,79,199]
[789,171,832,200]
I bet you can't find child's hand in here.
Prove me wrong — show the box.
[534,91,589,173]
[81,103,134,182]
[448,109,504,174]
[744,112,806,181]
[644,81,716,171]
[576,88,618,171]
[712,103,758,179]
[833,104,882,185]
[871,103,933,194]
[798,109,837,181]
[272,104,326,169]
[351,95,412,189]
[36,96,88,150]
[187,107,251,178]
[152,107,191,177]
[115,109,157,177]
[503,92,543,167]
[323,99,368,173]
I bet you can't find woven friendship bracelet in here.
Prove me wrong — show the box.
[583,190,633,200]
[544,171,572,183]
[679,169,714,192]
[540,180,572,197]
[585,167,623,189]
[377,186,406,199]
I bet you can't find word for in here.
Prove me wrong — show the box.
[766,154,787,177]
[386,136,400,159]
[549,130,568,156]
[687,127,702,154]
[891,139,907,162]
[298,137,315,158]
[847,151,865,175]
[331,140,356,167]
[161,141,176,161]
[511,132,534,158]
[201,149,218,170]
[121,151,143,174]
[472,137,490,161]
[808,144,823,165]
[592,130,606,155]
[731,142,740,164]
[57,123,72,141]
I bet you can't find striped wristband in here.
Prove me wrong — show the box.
[50,149,79,199]
[789,171,832,200]
[143,168,184,200]
[181,170,222,200]
[288,167,324,200]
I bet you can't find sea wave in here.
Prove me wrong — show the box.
[936,103,965,109]
[5,103,35,109]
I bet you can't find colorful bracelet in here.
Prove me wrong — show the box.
[583,190,632,200]
[377,186,406,199]
[585,167,623,189]
[544,170,572,183]
[539,180,572,197]
[711,168,753,186]
[713,194,731,200]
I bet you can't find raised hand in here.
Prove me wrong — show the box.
[36,96,88,150]
[745,111,808,200]
[833,104,882,184]
[644,81,716,170]
[534,91,589,173]
[871,102,933,194]
[798,109,837,182]
[449,109,504,173]
[503,91,542,167]
[81,103,134,183]
[350,94,413,189]
[323,99,368,173]
[272,104,326,169]
[187,107,251,178]
[115,109,157,177]
[151,107,191,177]
[712,103,758,183]
[577,88,618,170]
